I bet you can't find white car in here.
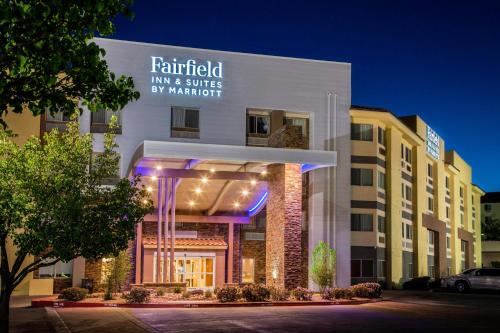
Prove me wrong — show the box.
[442,268,500,292]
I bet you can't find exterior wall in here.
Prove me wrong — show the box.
[481,195,500,267]
[351,107,483,287]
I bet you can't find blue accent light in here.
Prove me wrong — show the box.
[248,191,268,216]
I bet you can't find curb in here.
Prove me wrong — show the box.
[33,298,382,309]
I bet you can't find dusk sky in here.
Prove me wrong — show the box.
[112,0,500,192]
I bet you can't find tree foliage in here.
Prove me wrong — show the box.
[310,241,336,291]
[482,216,500,241]
[0,116,152,331]
[0,0,139,126]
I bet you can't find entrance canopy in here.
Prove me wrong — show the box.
[128,141,336,218]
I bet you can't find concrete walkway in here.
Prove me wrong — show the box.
[10,296,55,333]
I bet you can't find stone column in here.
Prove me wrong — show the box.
[266,163,302,289]
[156,178,163,283]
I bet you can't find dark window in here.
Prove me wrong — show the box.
[90,109,122,134]
[171,107,200,138]
[377,260,386,277]
[377,216,386,233]
[351,124,373,141]
[284,117,309,137]
[362,260,374,277]
[485,204,491,212]
[351,168,373,186]
[351,260,361,278]
[377,127,386,146]
[351,214,373,231]
[247,114,270,135]
[427,164,433,178]
[445,176,450,189]
[378,172,385,190]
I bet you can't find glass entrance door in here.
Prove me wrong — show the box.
[153,253,215,289]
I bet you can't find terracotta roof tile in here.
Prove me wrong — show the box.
[143,237,227,249]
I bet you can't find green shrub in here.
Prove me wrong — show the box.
[124,287,150,304]
[269,287,290,301]
[321,287,353,300]
[204,289,213,299]
[58,287,88,301]
[173,286,182,294]
[156,287,166,296]
[310,241,336,291]
[241,284,270,302]
[351,283,382,298]
[182,291,192,299]
[215,286,240,303]
[291,287,312,301]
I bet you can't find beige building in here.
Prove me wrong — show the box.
[350,106,483,287]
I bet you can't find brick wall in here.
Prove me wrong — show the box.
[266,163,302,289]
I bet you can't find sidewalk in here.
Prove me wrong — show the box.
[10,296,55,333]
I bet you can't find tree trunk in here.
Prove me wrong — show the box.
[0,290,11,333]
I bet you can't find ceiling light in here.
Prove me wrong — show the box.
[261,170,267,176]
[152,176,158,181]
[250,179,257,186]
[142,199,148,204]
[242,189,249,196]
[201,177,208,184]
[156,165,162,170]
[189,200,195,207]
[147,186,153,192]
[210,168,216,173]
[234,202,240,208]
[195,187,202,194]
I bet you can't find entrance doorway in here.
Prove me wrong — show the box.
[153,252,215,289]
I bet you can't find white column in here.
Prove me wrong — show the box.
[170,178,176,282]
[163,178,170,283]
[227,222,234,283]
[156,178,163,283]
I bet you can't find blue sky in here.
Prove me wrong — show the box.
[112,0,500,191]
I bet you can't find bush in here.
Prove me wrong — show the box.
[402,276,431,290]
[269,287,290,301]
[156,287,166,296]
[182,291,192,299]
[241,284,270,302]
[321,287,353,300]
[310,241,336,291]
[173,286,182,294]
[204,289,213,299]
[215,286,240,303]
[58,287,88,301]
[124,287,150,304]
[291,287,312,301]
[351,283,382,298]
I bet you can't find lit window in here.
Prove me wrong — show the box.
[351,124,373,141]
[377,127,386,146]
[242,258,255,283]
[171,106,200,138]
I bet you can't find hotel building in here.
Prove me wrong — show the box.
[350,106,483,287]
[481,192,500,267]
[10,38,352,295]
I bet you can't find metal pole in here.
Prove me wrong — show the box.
[163,178,170,283]
[170,178,176,282]
[156,177,163,283]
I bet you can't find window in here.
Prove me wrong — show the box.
[378,172,386,190]
[404,146,412,163]
[460,213,464,227]
[46,111,71,122]
[377,127,386,145]
[351,259,374,278]
[351,214,373,231]
[460,186,464,198]
[428,230,435,245]
[247,114,270,135]
[38,259,73,278]
[472,195,475,205]
[377,216,386,233]
[351,168,373,186]
[90,109,122,134]
[427,163,433,178]
[351,124,373,141]
[171,106,200,138]
[405,224,413,240]
[446,206,450,219]
[405,185,412,201]
[402,223,405,238]
[408,263,413,278]
[428,197,434,212]
[445,176,450,189]
[242,258,255,283]
[377,260,386,277]
[284,117,308,138]
[446,236,451,249]
[485,204,491,212]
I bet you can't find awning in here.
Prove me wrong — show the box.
[143,237,228,250]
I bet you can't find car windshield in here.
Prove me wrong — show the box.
[461,269,477,275]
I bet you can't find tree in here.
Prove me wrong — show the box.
[310,241,336,291]
[104,250,131,300]
[0,117,152,332]
[482,216,500,241]
[0,0,139,127]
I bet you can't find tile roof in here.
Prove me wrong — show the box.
[143,237,228,249]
